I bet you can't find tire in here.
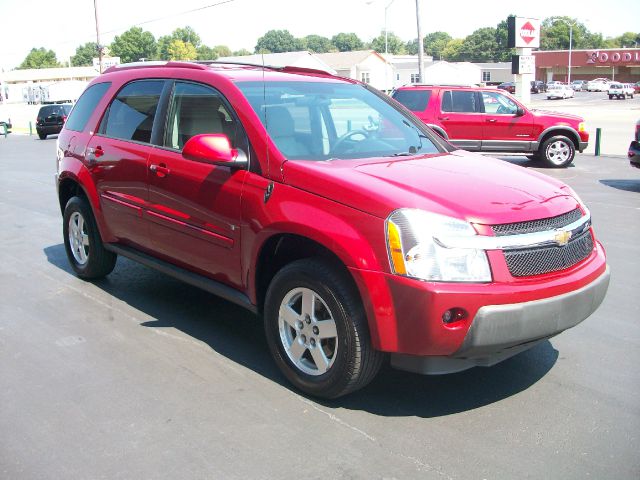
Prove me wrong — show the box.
[38,132,47,140]
[609,95,613,100]
[540,135,575,168]
[264,258,383,399]
[63,196,117,279]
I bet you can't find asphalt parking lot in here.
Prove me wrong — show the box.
[1,135,639,479]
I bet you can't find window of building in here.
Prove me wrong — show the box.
[361,72,371,84]
[482,71,491,82]
[410,73,420,84]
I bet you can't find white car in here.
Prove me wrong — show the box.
[586,78,611,92]
[547,84,575,99]
[608,83,634,99]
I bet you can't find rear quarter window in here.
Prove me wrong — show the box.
[392,89,431,112]
[65,82,111,132]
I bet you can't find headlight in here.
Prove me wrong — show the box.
[386,209,491,282]
[578,122,587,132]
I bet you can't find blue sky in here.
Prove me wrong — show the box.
[1,0,639,70]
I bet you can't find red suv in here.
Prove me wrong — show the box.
[56,62,609,398]
[392,84,589,167]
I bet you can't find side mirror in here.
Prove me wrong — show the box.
[182,134,246,168]
[515,107,525,117]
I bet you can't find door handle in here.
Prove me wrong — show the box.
[150,163,170,177]
[86,146,104,164]
[438,116,450,121]
[486,119,497,123]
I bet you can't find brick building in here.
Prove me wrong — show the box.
[533,48,640,83]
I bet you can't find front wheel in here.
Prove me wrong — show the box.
[540,135,575,168]
[63,196,117,279]
[264,259,383,399]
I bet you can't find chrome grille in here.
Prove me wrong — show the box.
[504,231,593,277]
[492,208,583,236]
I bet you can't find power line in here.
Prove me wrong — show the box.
[101,0,235,36]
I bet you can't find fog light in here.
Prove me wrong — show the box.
[442,307,468,324]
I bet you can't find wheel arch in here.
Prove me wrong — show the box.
[537,127,581,151]
[254,233,358,315]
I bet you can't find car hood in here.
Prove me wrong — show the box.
[282,150,579,225]
[530,109,582,123]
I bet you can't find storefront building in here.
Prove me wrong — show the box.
[533,48,640,83]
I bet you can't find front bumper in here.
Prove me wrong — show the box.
[578,141,588,152]
[391,265,610,374]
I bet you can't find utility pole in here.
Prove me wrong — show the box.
[94,0,103,73]
[415,0,424,83]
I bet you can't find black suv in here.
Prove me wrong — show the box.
[531,80,546,94]
[36,104,72,139]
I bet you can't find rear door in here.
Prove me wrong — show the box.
[87,79,166,248]
[146,80,248,287]
[437,89,483,150]
[479,90,534,152]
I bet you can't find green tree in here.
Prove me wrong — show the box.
[167,39,197,60]
[614,32,639,47]
[171,26,201,48]
[494,19,514,62]
[300,35,334,53]
[196,45,217,61]
[71,42,98,66]
[156,35,172,60]
[232,48,252,56]
[18,47,61,69]
[255,29,301,53]
[213,45,232,57]
[441,39,464,61]
[423,31,452,60]
[110,27,157,63]
[540,17,601,50]
[331,32,364,52]
[370,31,406,54]
[459,27,499,62]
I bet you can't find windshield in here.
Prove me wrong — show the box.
[236,81,441,160]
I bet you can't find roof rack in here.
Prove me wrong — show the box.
[103,61,208,74]
[103,60,335,78]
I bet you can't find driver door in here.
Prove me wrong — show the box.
[480,91,534,151]
[146,81,247,287]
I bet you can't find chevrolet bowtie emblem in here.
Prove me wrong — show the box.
[554,230,572,246]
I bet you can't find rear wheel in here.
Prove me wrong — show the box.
[63,196,117,279]
[38,132,47,140]
[540,135,575,168]
[264,258,383,398]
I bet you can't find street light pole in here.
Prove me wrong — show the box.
[93,0,103,73]
[416,0,424,83]
[384,0,396,55]
[567,24,573,84]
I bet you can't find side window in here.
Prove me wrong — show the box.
[392,89,431,112]
[99,80,164,143]
[164,82,240,150]
[441,91,480,113]
[65,82,111,132]
[481,91,519,115]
